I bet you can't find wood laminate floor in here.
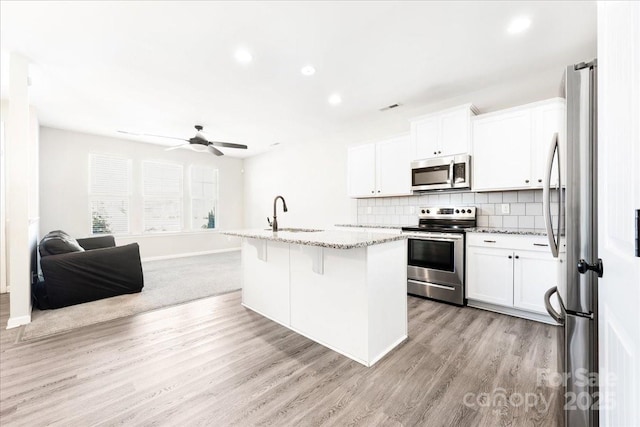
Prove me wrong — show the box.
[0,291,563,426]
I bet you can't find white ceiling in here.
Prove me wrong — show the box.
[0,1,596,158]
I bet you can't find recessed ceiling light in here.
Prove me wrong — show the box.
[328,94,342,105]
[234,48,253,64]
[507,16,531,34]
[300,65,316,76]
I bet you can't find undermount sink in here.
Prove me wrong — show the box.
[264,228,324,233]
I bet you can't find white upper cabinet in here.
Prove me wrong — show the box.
[472,109,532,191]
[347,143,376,197]
[411,104,477,160]
[348,134,411,198]
[472,98,565,192]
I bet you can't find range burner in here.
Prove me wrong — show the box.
[401,206,477,233]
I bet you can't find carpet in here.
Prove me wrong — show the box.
[20,250,241,341]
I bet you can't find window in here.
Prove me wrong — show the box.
[89,154,131,235]
[190,166,218,230]
[143,161,183,233]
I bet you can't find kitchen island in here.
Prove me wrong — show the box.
[222,228,408,367]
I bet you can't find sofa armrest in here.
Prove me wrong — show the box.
[39,243,144,309]
[76,235,116,250]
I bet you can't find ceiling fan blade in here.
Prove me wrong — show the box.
[208,141,248,150]
[117,130,187,142]
[164,143,190,151]
[208,145,224,156]
[142,133,188,142]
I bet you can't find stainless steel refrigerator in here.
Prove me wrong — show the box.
[543,59,600,427]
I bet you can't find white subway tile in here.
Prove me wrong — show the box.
[438,194,451,204]
[518,216,534,228]
[462,192,475,203]
[480,203,495,215]
[375,198,385,206]
[503,216,518,229]
[391,197,400,206]
[489,216,503,228]
[502,191,518,202]
[475,192,488,203]
[488,192,503,203]
[518,190,535,202]
[477,215,489,227]
[510,203,526,216]
[428,194,440,204]
[399,197,409,206]
[450,193,462,204]
[534,216,546,229]
[383,198,391,206]
[535,190,543,203]
[526,203,543,216]
[395,206,404,215]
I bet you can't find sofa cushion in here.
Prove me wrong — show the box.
[39,230,85,257]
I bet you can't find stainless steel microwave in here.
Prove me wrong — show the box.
[411,154,471,192]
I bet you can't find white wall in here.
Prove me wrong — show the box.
[39,127,243,259]
[243,137,359,230]
[243,70,571,230]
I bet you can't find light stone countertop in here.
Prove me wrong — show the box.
[334,224,407,229]
[467,227,548,236]
[222,228,406,249]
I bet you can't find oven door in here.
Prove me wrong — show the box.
[406,233,464,287]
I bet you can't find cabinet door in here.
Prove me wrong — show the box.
[472,110,532,191]
[466,246,514,306]
[412,116,439,160]
[347,143,376,197]
[513,250,562,314]
[531,101,565,188]
[376,135,411,196]
[439,107,470,156]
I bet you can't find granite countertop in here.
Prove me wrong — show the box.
[334,223,408,229]
[466,227,548,236]
[222,228,407,249]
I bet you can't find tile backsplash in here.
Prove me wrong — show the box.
[356,189,560,230]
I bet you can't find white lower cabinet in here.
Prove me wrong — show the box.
[466,233,565,324]
[466,246,514,306]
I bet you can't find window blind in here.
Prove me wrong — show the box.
[143,161,183,232]
[190,166,218,230]
[89,154,130,235]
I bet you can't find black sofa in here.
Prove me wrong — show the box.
[34,231,144,309]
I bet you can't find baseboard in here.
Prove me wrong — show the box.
[142,247,241,262]
[467,299,560,326]
[6,314,31,329]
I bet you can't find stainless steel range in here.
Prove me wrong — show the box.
[401,206,476,306]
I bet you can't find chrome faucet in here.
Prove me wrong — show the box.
[267,195,288,231]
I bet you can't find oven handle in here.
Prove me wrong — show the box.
[405,235,464,241]
[408,280,456,291]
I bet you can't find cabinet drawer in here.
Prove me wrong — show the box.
[467,232,563,252]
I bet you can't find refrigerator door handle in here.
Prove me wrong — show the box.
[543,132,560,258]
[544,286,565,325]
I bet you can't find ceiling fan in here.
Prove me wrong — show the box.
[118,125,248,156]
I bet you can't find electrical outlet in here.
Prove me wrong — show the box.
[501,203,510,214]
[367,207,372,214]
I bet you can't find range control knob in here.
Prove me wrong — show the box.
[455,209,460,213]
[467,209,472,214]
[426,209,430,214]
[421,209,426,214]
